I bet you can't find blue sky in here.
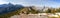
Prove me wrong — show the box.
[0,0,60,8]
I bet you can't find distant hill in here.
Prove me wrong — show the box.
[0,3,24,15]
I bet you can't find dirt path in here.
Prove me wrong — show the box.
[10,14,48,18]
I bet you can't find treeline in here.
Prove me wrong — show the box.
[46,8,60,13]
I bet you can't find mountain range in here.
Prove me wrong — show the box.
[0,3,24,14]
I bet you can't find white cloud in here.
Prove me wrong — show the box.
[0,0,8,4]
